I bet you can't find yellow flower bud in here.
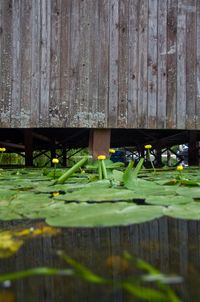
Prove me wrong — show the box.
[0,147,6,152]
[52,191,60,197]
[176,165,183,171]
[144,144,152,149]
[97,155,106,160]
[109,149,116,154]
[52,158,59,164]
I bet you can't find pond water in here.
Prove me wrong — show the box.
[0,217,200,302]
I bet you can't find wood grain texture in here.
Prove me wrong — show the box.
[148,0,158,128]
[197,0,200,129]
[40,0,51,127]
[30,0,41,127]
[20,0,32,127]
[0,0,12,127]
[49,0,62,126]
[117,0,128,127]
[0,0,199,129]
[98,0,109,128]
[127,0,139,128]
[166,0,177,128]
[157,0,167,129]
[11,0,21,127]
[177,0,187,129]
[186,0,197,129]
[138,0,148,128]
[108,0,119,128]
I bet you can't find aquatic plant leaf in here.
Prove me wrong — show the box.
[62,186,136,202]
[46,203,164,227]
[122,282,168,301]
[176,186,200,198]
[0,267,73,283]
[146,195,191,206]
[58,251,107,284]
[164,203,200,220]
[0,190,17,201]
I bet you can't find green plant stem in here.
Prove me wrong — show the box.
[55,157,88,184]
[148,149,155,173]
[101,160,108,179]
[98,161,102,180]
[54,165,56,179]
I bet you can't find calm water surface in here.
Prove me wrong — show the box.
[0,217,200,302]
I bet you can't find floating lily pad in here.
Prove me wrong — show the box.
[59,186,138,203]
[46,203,164,227]
[164,203,200,220]
[146,195,191,206]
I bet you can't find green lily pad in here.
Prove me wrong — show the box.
[46,203,164,227]
[146,195,191,206]
[176,186,200,198]
[164,203,200,220]
[60,186,137,202]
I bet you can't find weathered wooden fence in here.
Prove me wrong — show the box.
[0,0,200,129]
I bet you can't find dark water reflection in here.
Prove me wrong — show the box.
[0,217,200,301]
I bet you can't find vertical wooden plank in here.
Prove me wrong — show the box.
[166,0,177,128]
[78,0,90,127]
[69,0,80,127]
[148,0,158,128]
[117,0,128,127]
[31,0,41,127]
[159,218,169,272]
[88,0,99,127]
[178,220,188,275]
[40,0,51,127]
[0,0,12,127]
[108,0,119,128]
[177,0,187,129]
[98,0,109,128]
[186,0,197,129]
[60,0,71,127]
[197,0,200,129]
[11,0,21,127]
[127,0,139,128]
[157,0,167,128]
[0,0,3,125]
[20,0,32,127]
[138,0,148,128]
[49,0,61,127]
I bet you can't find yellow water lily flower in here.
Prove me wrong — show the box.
[144,144,152,149]
[0,147,6,152]
[52,158,59,164]
[176,165,183,171]
[97,155,106,160]
[52,191,60,197]
[109,149,115,154]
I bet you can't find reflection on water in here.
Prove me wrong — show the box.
[0,217,200,301]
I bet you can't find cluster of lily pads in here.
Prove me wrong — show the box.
[0,156,199,227]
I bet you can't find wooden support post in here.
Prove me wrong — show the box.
[188,131,198,166]
[89,129,111,159]
[24,129,33,166]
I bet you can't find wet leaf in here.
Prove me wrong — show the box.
[46,203,164,227]
[164,203,200,220]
